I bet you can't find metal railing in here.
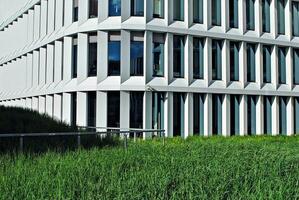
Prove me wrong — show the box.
[0,126,166,152]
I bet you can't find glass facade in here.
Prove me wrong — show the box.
[174,0,184,21]
[89,0,98,18]
[247,96,257,135]
[71,92,77,127]
[72,37,78,78]
[193,38,204,79]
[107,92,120,127]
[130,92,144,128]
[277,0,286,35]
[231,95,240,136]
[173,35,185,78]
[264,96,272,135]
[263,45,271,83]
[229,0,238,28]
[230,42,239,81]
[88,34,97,77]
[292,2,299,36]
[247,43,256,82]
[153,0,164,18]
[108,41,121,76]
[278,47,286,84]
[295,98,299,134]
[130,37,144,76]
[293,49,299,84]
[212,40,222,80]
[109,0,121,16]
[193,0,203,23]
[193,94,204,135]
[153,34,165,77]
[279,97,287,135]
[246,0,255,30]
[131,0,144,16]
[87,92,96,127]
[262,0,271,33]
[73,0,79,22]
[152,92,165,131]
[212,0,221,26]
[212,95,222,135]
[173,93,185,137]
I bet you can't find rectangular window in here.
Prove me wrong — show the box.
[212,0,221,26]
[279,97,287,135]
[247,43,256,82]
[72,37,78,78]
[264,96,273,135]
[152,92,165,131]
[292,2,299,36]
[193,38,204,79]
[87,92,96,127]
[263,45,272,83]
[212,94,223,135]
[246,0,255,30]
[107,92,120,127]
[88,33,97,77]
[212,40,222,80]
[193,93,204,135]
[73,0,79,22]
[278,47,286,84]
[173,93,185,137]
[174,0,184,21]
[130,33,144,76]
[173,35,185,78]
[229,0,238,28]
[193,0,203,23]
[295,98,299,134]
[230,42,239,81]
[231,95,240,136]
[109,0,121,16]
[89,0,98,18]
[262,0,271,33]
[130,92,144,128]
[108,33,121,76]
[71,92,77,127]
[153,0,164,18]
[277,0,286,35]
[131,0,144,16]
[294,49,299,84]
[153,33,165,77]
[247,95,257,135]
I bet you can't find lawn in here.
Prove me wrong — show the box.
[0,136,298,199]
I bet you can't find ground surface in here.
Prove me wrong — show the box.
[0,136,298,199]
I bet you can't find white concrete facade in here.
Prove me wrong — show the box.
[0,0,299,137]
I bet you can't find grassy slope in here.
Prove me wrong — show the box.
[0,136,298,199]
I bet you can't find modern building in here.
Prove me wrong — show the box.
[0,0,299,137]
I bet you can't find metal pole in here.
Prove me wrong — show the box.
[124,133,128,151]
[19,136,23,152]
[134,132,136,143]
[77,132,81,148]
[162,131,165,146]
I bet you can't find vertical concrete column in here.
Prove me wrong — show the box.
[26,53,33,90]
[40,0,48,38]
[145,0,153,23]
[76,92,87,126]
[239,95,248,136]
[271,46,278,88]
[53,94,62,121]
[39,47,46,86]
[121,0,131,22]
[47,0,55,34]
[98,31,108,83]
[121,30,130,83]
[239,0,246,34]
[99,0,109,22]
[165,33,173,84]
[21,99,26,109]
[239,42,247,87]
[46,95,53,117]
[120,91,130,130]
[204,38,212,86]
[33,5,41,41]
[27,10,34,44]
[54,40,63,83]
[32,97,39,111]
[184,93,193,138]
[165,92,173,137]
[222,40,230,85]
[64,0,74,26]
[256,95,264,135]
[55,0,64,30]
[39,96,46,114]
[221,0,229,32]
[167,0,174,25]
[97,91,107,128]
[270,0,277,38]
[286,47,293,89]
[186,0,193,28]
[204,93,212,136]
[78,33,88,83]
[79,0,89,23]
[145,31,153,83]
[63,37,73,82]
[32,50,39,88]
[164,0,171,24]
[256,44,263,88]
[222,94,230,137]
[285,0,292,40]
[46,44,54,84]
[272,96,279,136]
[62,93,72,124]
[26,98,32,109]
[255,0,262,36]
[143,91,152,138]
[286,97,294,136]
[203,0,211,29]
[185,35,193,84]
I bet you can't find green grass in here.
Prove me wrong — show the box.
[0,136,298,199]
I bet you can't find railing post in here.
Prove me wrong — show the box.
[124,133,128,151]
[162,131,165,146]
[77,132,81,148]
[134,132,136,143]
[19,136,23,152]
